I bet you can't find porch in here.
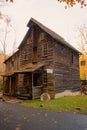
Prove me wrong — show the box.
[3,63,44,99]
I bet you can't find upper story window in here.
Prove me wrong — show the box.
[23,49,28,61]
[81,60,86,66]
[42,43,48,57]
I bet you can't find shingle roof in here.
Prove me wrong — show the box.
[28,18,80,53]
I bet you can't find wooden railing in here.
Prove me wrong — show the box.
[33,86,43,99]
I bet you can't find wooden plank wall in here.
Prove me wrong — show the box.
[54,41,80,94]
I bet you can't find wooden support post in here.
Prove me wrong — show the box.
[3,76,5,94]
[9,77,11,95]
[32,72,33,99]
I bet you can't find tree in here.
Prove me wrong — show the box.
[0,12,16,60]
[0,12,17,76]
[0,13,10,60]
[0,0,13,7]
[77,25,87,53]
[3,0,87,9]
[78,25,87,86]
[5,0,87,7]
[6,0,13,2]
[58,0,87,8]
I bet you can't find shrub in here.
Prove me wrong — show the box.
[80,84,87,95]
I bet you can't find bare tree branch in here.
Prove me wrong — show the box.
[0,13,12,60]
[77,25,87,53]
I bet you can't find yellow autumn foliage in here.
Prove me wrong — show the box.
[57,0,87,7]
[79,54,87,80]
[5,0,87,7]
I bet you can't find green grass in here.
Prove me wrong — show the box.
[20,95,87,114]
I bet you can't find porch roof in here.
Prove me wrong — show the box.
[15,63,44,74]
[3,72,15,77]
[3,63,44,77]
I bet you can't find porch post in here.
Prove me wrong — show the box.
[9,77,11,95]
[32,72,33,99]
[3,76,5,94]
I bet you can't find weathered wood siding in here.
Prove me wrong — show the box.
[5,51,19,74]
[37,29,55,99]
[33,86,43,99]
[3,76,10,94]
[18,25,55,99]
[19,32,33,68]
[4,51,20,96]
[54,41,80,94]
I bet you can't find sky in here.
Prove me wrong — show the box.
[0,0,87,54]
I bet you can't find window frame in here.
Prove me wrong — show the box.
[42,43,48,57]
[23,48,28,61]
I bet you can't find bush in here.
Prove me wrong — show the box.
[80,84,87,95]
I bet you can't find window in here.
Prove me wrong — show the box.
[81,60,86,66]
[42,43,48,56]
[43,71,47,84]
[33,73,42,86]
[23,49,28,60]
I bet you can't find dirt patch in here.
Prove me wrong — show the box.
[1,95,22,104]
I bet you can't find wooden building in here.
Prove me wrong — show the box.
[3,18,80,99]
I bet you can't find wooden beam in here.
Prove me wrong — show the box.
[32,72,33,99]
[9,77,11,95]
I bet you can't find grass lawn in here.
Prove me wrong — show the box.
[20,95,87,114]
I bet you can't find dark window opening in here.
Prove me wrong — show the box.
[81,60,86,66]
[33,73,42,86]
